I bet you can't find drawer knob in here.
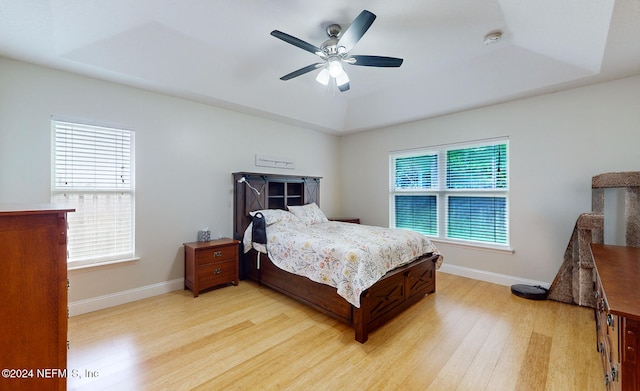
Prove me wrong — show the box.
[213,251,223,257]
[214,268,222,275]
[607,314,614,328]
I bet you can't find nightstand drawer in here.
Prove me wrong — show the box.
[196,245,237,265]
[198,259,237,288]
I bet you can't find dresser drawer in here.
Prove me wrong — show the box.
[196,244,237,265]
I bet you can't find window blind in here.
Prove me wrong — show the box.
[52,120,135,263]
[447,196,507,244]
[394,154,438,190]
[395,195,437,235]
[445,143,508,245]
[447,144,507,189]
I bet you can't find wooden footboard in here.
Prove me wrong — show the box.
[354,254,436,342]
[244,250,438,343]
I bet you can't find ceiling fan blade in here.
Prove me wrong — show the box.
[280,63,323,80]
[271,30,323,56]
[337,10,376,52]
[349,55,403,67]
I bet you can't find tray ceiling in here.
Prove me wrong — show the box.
[1,1,639,134]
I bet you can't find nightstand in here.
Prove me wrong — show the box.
[330,217,360,224]
[184,238,240,297]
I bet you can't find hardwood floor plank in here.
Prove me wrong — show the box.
[397,278,497,390]
[453,299,514,390]
[515,331,552,390]
[193,322,342,390]
[423,280,511,390]
[545,302,602,390]
[483,295,540,391]
[67,273,604,391]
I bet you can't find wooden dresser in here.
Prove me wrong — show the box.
[184,239,240,297]
[591,243,640,391]
[0,205,73,391]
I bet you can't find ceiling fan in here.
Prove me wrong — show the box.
[270,10,403,92]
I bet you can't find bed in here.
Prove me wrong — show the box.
[232,172,442,343]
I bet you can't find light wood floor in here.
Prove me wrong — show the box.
[67,272,604,391]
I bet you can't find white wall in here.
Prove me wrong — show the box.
[0,58,341,313]
[339,76,640,285]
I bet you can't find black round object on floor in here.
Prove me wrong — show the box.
[510,284,549,300]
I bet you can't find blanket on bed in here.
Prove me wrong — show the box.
[243,212,442,307]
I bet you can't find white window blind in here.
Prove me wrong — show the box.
[394,154,438,190]
[392,153,439,235]
[390,138,509,248]
[395,194,437,236]
[51,120,135,264]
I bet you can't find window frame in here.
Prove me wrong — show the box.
[51,118,137,269]
[389,137,510,251]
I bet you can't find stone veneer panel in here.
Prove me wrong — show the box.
[549,172,639,307]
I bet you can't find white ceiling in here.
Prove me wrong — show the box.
[1,1,639,134]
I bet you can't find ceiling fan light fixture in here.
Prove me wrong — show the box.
[335,70,349,87]
[316,68,330,85]
[328,59,343,78]
[271,10,402,93]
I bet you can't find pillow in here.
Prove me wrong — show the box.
[287,202,329,225]
[249,209,299,225]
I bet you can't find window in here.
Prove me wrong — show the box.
[390,138,509,248]
[51,119,135,266]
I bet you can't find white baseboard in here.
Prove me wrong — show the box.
[438,264,550,289]
[68,278,184,317]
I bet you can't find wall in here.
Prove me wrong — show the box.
[0,58,341,314]
[339,76,640,285]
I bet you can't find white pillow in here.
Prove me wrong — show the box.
[287,203,329,225]
[249,209,299,225]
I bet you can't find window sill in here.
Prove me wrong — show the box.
[68,256,140,271]
[430,238,514,254]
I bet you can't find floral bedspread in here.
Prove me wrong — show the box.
[245,219,442,307]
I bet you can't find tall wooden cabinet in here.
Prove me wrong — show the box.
[591,244,640,391]
[0,205,73,391]
[232,172,321,279]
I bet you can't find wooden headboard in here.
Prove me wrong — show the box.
[232,172,321,242]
